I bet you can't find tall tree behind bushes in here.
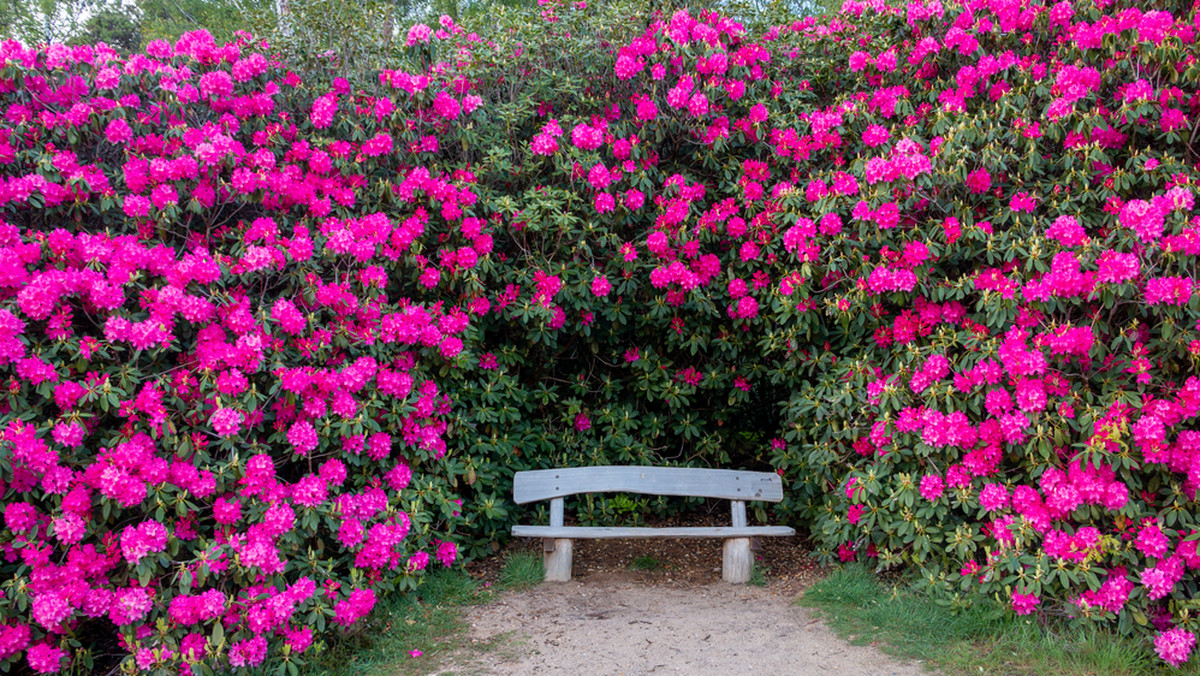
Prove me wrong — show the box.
[3,0,825,71]
[0,0,90,45]
[73,1,141,52]
[137,0,252,47]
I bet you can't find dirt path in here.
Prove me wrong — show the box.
[443,572,928,675]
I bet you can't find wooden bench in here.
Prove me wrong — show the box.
[511,466,795,583]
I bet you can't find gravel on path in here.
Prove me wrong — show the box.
[444,573,929,676]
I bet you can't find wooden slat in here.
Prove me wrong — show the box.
[511,525,795,539]
[731,500,746,528]
[512,466,784,504]
[545,497,564,552]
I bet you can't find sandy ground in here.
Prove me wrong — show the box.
[442,572,929,676]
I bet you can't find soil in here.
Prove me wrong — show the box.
[442,514,930,676]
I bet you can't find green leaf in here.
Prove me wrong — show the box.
[211,621,225,648]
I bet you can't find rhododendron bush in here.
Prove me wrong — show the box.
[0,30,474,675]
[5,0,1200,670]
[423,0,1198,667]
[763,1,1200,668]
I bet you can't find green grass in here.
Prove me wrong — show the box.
[306,568,495,676]
[629,555,664,571]
[800,565,1199,676]
[310,553,545,675]
[497,549,544,590]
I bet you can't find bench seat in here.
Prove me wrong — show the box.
[512,525,795,539]
[511,465,795,583]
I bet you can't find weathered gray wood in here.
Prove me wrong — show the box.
[549,497,564,527]
[722,538,753,583]
[544,538,573,582]
[544,498,565,555]
[513,466,784,504]
[512,525,794,539]
[731,500,746,528]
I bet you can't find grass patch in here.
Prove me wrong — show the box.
[800,565,1198,676]
[630,555,664,571]
[307,568,494,676]
[498,550,544,590]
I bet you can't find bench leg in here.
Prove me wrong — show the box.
[544,538,573,582]
[722,538,753,583]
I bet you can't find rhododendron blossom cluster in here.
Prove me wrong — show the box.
[0,27,475,675]
[5,0,1200,670]
[381,0,1196,669]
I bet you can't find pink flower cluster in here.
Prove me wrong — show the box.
[0,28,478,674]
[1156,628,1196,668]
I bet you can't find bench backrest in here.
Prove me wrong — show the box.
[512,466,783,505]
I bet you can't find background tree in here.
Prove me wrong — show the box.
[70,0,141,52]
[0,0,90,45]
[137,0,256,46]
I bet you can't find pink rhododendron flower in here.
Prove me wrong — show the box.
[574,413,591,431]
[847,504,864,524]
[614,54,643,80]
[31,592,72,630]
[198,71,233,99]
[1155,628,1196,667]
[51,513,85,544]
[1120,199,1167,242]
[635,96,658,121]
[1144,277,1194,306]
[862,124,890,146]
[406,23,432,45]
[386,462,412,492]
[288,420,319,455]
[1136,524,1170,559]
[123,195,150,217]
[965,168,991,194]
[728,296,759,319]
[228,636,268,668]
[919,474,944,501]
[407,551,429,572]
[1010,192,1038,213]
[591,275,611,297]
[1096,251,1140,283]
[104,118,132,144]
[571,123,604,150]
[437,540,458,567]
[1011,591,1040,615]
[587,163,611,190]
[210,408,242,437]
[432,92,461,120]
[334,589,376,626]
[531,133,558,155]
[979,483,1010,511]
[1142,557,1185,600]
[310,93,338,128]
[213,496,241,524]
[120,520,168,565]
[1045,215,1087,246]
[26,642,66,674]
